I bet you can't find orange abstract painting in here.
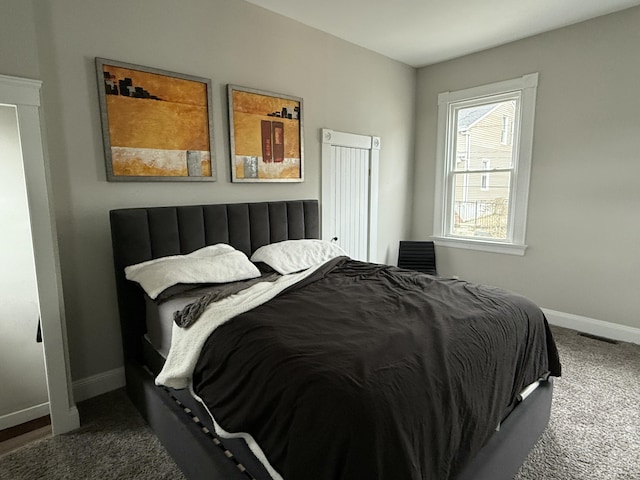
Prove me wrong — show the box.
[96,58,215,181]
[228,85,303,182]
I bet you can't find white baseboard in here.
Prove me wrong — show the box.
[0,402,50,431]
[72,366,126,403]
[543,308,640,345]
[0,368,124,431]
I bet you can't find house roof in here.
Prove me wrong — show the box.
[457,104,498,131]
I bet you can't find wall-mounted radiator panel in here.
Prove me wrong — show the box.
[321,129,380,262]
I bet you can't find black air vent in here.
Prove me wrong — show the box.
[577,332,619,344]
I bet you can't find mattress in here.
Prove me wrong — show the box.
[145,295,192,357]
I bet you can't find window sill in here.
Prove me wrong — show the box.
[431,236,527,256]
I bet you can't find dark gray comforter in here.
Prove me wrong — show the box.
[191,257,561,480]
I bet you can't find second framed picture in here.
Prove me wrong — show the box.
[228,85,304,182]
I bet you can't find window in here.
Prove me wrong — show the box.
[481,160,490,191]
[500,115,512,145]
[433,73,538,255]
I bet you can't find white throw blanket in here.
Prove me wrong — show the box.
[155,263,327,480]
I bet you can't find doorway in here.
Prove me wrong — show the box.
[0,74,78,435]
[0,105,49,432]
[321,129,380,262]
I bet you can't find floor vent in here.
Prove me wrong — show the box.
[577,332,619,344]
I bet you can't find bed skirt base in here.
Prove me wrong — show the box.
[126,355,553,480]
[125,361,254,480]
[456,378,553,480]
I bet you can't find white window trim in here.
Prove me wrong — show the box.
[432,73,538,256]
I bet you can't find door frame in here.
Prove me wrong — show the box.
[321,128,380,262]
[0,74,79,434]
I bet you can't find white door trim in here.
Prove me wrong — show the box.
[321,128,379,262]
[0,74,79,434]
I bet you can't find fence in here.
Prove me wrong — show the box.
[453,199,508,239]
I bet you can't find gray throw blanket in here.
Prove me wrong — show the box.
[174,272,280,328]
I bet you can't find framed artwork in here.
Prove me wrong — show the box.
[228,85,304,182]
[96,58,216,181]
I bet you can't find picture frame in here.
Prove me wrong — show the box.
[228,85,304,182]
[96,58,216,181]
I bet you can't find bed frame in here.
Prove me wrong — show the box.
[109,199,552,480]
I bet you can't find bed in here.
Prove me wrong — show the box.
[109,199,560,480]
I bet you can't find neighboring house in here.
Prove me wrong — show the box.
[453,101,516,238]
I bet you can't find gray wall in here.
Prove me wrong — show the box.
[1,0,416,381]
[413,7,640,330]
[0,105,49,419]
[0,0,40,79]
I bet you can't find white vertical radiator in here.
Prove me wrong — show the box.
[330,145,369,261]
[321,129,380,262]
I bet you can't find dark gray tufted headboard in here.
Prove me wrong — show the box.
[110,200,319,362]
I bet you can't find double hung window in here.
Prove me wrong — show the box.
[433,73,538,255]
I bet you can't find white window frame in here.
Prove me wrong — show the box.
[432,73,538,256]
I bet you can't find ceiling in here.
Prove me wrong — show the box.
[245,0,640,67]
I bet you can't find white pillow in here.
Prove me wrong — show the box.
[125,244,261,299]
[250,239,347,275]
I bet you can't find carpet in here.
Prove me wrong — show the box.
[515,326,640,480]
[1,325,638,479]
[0,388,185,480]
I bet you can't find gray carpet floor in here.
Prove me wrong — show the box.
[0,388,185,480]
[1,326,638,479]
[514,326,640,480]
